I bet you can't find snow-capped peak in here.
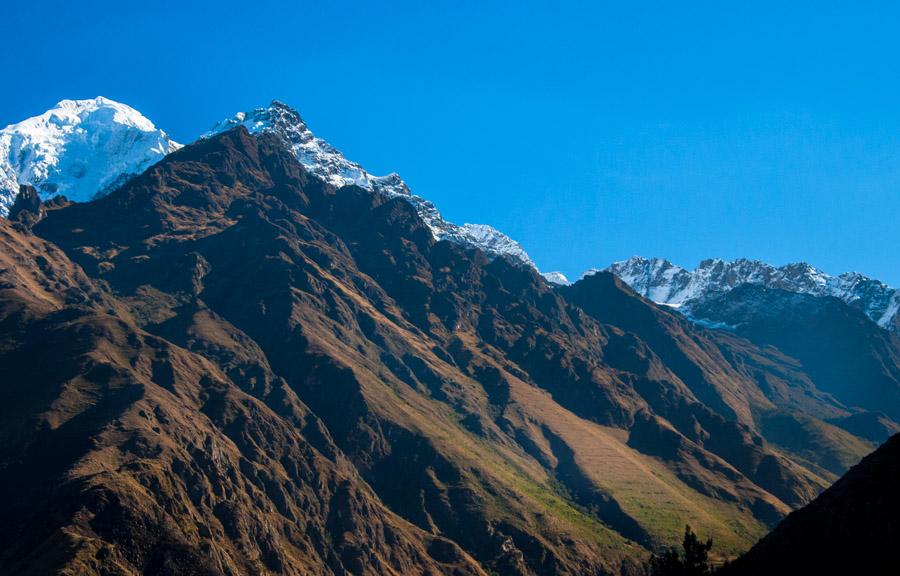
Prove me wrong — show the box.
[541,271,571,285]
[603,256,900,332]
[208,101,535,267]
[207,100,371,190]
[0,97,180,214]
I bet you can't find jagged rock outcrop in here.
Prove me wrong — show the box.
[7,185,45,226]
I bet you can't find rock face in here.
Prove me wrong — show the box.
[604,256,900,333]
[0,97,180,215]
[722,433,900,575]
[7,185,45,226]
[0,124,894,575]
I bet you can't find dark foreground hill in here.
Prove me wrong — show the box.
[722,432,900,575]
[0,126,895,575]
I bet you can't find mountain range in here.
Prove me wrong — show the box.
[604,256,900,334]
[1,97,898,575]
[1,98,532,267]
[6,98,897,335]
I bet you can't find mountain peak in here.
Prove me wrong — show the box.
[49,96,160,132]
[208,100,536,267]
[0,96,179,214]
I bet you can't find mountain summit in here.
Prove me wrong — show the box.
[208,101,535,266]
[0,97,180,214]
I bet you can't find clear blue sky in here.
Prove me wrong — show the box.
[6,1,900,283]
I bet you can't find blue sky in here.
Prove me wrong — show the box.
[5,1,900,283]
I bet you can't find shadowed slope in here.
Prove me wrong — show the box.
[692,285,900,423]
[722,433,900,575]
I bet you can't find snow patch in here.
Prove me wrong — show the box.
[541,271,570,285]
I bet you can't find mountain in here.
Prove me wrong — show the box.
[0,98,895,575]
[560,274,887,478]
[0,96,552,271]
[207,101,535,267]
[0,214,482,576]
[603,256,900,333]
[0,97,180,215]
[1,121,871,575]
[721,432,900,575]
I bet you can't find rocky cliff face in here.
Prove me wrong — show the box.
[0,125,893,575]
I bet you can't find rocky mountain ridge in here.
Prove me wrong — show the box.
[208,101,535,266]
[1,124,895,574]
[2,98,534,267]
[603,256,900,333]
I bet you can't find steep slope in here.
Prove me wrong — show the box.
[25,127,838,573]
[0,217,483,576]
[562,274,880,484]
[722,433,900,575]
[604,256,900,333]
[0,97,180,214]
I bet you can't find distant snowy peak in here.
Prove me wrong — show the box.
[209,101,534,267]
[541,271,571,285]
[604,256,900,332]
[0,97,180,214]
[593,257,695,305]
